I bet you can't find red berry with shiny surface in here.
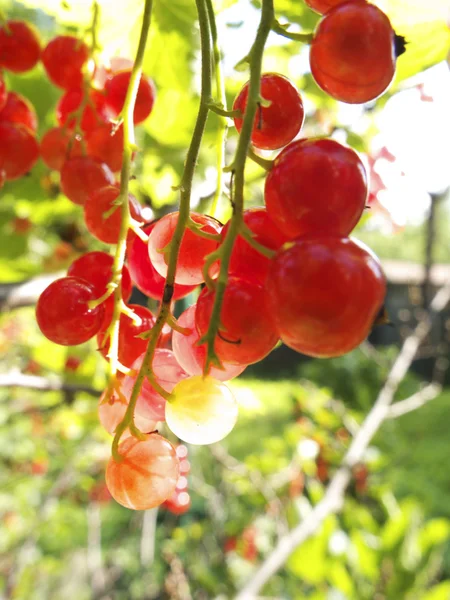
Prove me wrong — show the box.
[305,0,364,15]
[97,304,156,369]
[0,123,39,180]
[309,3,396,103]
[86,123,124,172]
[173,305,246,380]
[264,138,367,238]
[40,127,83,171]
[36,276,105,346]
[196,277,279,366]
[222,207,288,284]
[0,74,6,111]
[42,36,89,89]
[148,212,221,286]
[60,157,115,206]
[0,92,37,132]
[104,69,156,124]
[0,21,40,73]
[233,73,304,150]
[56,88,109,132]
[106,434,180,510]
[127,222,196,301]
[84,184,141,244]
[265,236,386,357]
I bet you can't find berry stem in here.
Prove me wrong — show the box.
[272,19,314,44]
[200,0,275,373]
[247,146,274,171]
[112,0,213,460]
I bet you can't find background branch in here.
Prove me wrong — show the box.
[0,371,100,397]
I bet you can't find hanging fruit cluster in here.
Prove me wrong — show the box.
[1,0,403,511]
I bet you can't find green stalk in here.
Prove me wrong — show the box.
[112,0,212,460]
[200,0,275,373]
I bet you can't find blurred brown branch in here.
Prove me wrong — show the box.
[0,371,100,397]
[236,278,450,599]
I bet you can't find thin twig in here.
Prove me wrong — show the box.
[387,383,442,419]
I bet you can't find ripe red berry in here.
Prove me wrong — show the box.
[85,123,124,172]
[309,3,396,104]
[56,88,109,132]
[127,222,196,301]
[67,251,132,321]
[106,434,180,510]
[84,184,141,244]
[60,157,115,206]
[0,91,38,132]
[0,21,40,73]
[0,74,7,111]
[233,73,304,150]
[148,212,221,286]
[172,305,246,380]
[104,69,156,124]
[265,236,386,357]
[97,304,156,368]
[264,138,367,238]
[40,127,83,171]
[0,123,39,180]
[195,277,278,366]
[36,276,105,346]
[305,0,364,15]
[42,36,89,89]
[222,207,288,284]
[163,490,191,515]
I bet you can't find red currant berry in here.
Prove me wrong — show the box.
[265,236,386,357]
[40,127,83,171]
[98,388,155,437]
[60,157,115,206]
[233,73,304,150]
[0,21,40,73]
[148,212,221,286]
[0,73,6,111]
[106,434,180,510]
[196,277,278,366]
[85,123,124,172]
[84,184,141,244]
[172,305,246,380]
[0,91,38,132]
[0,123,39,180]
[222,207,288,284]
[56,88,109,132]
[104,69,156,124]
[42,36,89,89]
[264,138,367,238]
[305,0,364,15]
[309,3,396,103]
[97,304,156,368]
[163,490,191,515]
[36,276,105,346]
[127,222,196,301]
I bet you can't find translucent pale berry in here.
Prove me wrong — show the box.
[222,207,288,284]
[84,184,141,244]
[123,349,189,422]
[0,123,39,180]
[40,127,83,171]
[309,3,396,104]
[67,251,132,321]
[264,138,367,239]
[36,276,104,346]
[97,304,156,368]
[86,123,124,172]
[98,388,156,436]
[0,21,40,73]
[173,305,246,380]
[233,73,304,150]
[265,236,386,357]
[148,212,221,286]
[128,223,196,301]
[106,434,180,510]
[105,69,156,124]
[196,277,278,365]
[60,157,115,206]
[166,376,238,445]
[56,88,109,132]
[0,92,38,132]
[42,36,89,89]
